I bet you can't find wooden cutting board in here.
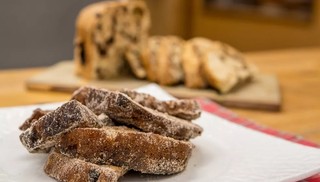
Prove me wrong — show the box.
[26,61,281,111]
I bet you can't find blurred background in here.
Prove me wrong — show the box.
[0,0,318,69]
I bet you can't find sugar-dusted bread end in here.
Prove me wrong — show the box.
[44,151,127,182]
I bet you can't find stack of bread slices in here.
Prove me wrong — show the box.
[74,0,255,94]
[19,86,203,181]
[143,36,255,93]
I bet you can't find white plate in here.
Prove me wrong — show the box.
[1,84,320,182]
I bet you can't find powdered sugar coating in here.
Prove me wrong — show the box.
[72,87,203,140]
[19,100,108,153]
[19,87,203,180]
[44,152,126,182]
[57,126,193,174]
[158,99,201,120]
[19,108,52,131]
[120,89,201,120]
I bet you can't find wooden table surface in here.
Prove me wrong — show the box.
[0,47,320,143]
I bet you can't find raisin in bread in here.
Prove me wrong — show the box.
[74,0,150,79]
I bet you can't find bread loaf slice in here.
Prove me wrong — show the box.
[142,36,184,85]
[20,100,109,153]
[202,40,253,93]
[157,36,185,85]
[125,44,147,78]
[57,126,193,174]
[72,87,203,140]
[142,36,162,82]
[215,41,253,83]
[183,37,253,93]
[74,0,150,79]
[182,37,210,88]
[44,151,126,182]
[120,89,201,120]
[202,52,238,93]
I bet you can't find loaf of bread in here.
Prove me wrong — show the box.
[72,86,203,140]
[142,36,184,85]
[44,151,127,182]
[57,126,193,174]
[20,100,110,153]
[74,0,150,79]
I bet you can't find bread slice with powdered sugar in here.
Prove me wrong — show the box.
[19,100,111,153]
[120,89,201,120]
[56,126,193,174]
[71,86,203,140]
[44,151,127,182]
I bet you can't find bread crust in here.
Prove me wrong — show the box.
[57,126,193,174]
[44,151,126,182]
